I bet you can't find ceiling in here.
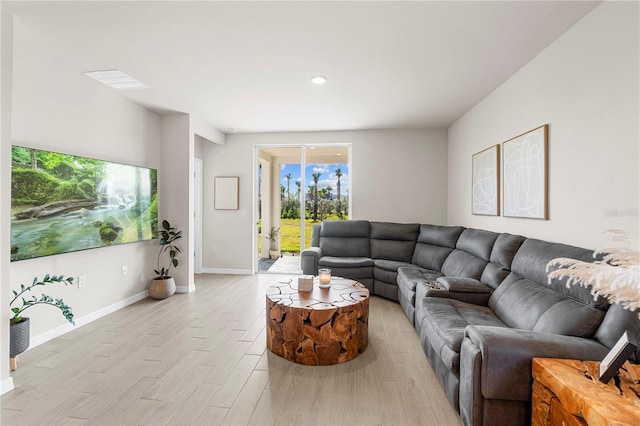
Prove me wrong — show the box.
[4,1,600,134]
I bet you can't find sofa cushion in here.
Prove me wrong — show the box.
[489,273,606,337]
[310,224,321,247]
[397,266,443,293]
[370,222,420,263]
[373,259,412,286]
[418,298,508,369]
[511,238,608,309]
[417,224,466,247]
[374,259,411,271]
[441,249,488,280]
[318,256,373,268]
[412,244,455,271]
[319,220,370,258]
[480,263,510,290]
[456,228,500,261]
[490,233,526,269]
[411,225,463,271]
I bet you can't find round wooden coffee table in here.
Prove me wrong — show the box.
[266,277,369,366]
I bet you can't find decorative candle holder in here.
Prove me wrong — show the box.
[318,268,332,287]
[298,275,314,292]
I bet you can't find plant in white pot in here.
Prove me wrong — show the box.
[9,274,75,370]
[268,226,280,259]
[149,220,182,300]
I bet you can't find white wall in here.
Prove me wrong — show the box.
[5,13,162,353]
[1,8,15,394]
[202,128,448,272]
[447,1,639,250]
[160,113,194,292]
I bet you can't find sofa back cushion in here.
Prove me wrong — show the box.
[411,225,465,271]
[370,222,420,263]
[319,220,370,258]
[489,238,607,337]
[441,250,488,280]
[479,233,527,289]
[437,228,497,281]
[311,224,321,247]
[489,274,606,337]
[456,228,500,261]
[490,233,526,269]
[511,238,607,308]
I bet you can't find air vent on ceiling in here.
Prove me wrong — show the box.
[83,69,148,90]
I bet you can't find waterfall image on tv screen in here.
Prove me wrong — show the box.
[11,145,158,261]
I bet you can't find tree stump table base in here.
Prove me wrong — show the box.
[266,277,369,366]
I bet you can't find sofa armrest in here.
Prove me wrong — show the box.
[419,277,493,305]
[463,325,609,402]
[301,247,322,275]
[436,277,491,293]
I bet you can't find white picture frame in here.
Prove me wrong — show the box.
[214,176,239,210]
[502,125,548,219]
[472,144,500,216]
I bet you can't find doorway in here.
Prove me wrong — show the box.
[255,144,351,274]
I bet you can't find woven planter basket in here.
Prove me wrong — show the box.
[10,317,30,358]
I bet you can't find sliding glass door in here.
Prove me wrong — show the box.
[303,145,350,248]
[255,144,350,273]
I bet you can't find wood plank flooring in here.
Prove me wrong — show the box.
[1,274,461,425]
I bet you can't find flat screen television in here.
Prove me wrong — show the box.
[11,145,158,261]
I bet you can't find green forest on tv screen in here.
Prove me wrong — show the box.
[10,145,158,261]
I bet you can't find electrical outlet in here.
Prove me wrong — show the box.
[78,275,87,289]
[122,265,128,275]
[213,245,217,253]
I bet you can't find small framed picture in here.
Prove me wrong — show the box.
[599,330,638,383]
[214,176,239,210]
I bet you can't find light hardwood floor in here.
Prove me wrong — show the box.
[1,274,461,425]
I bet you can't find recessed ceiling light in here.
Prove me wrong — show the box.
[227,128,238,134]
[310,75,327,85]
[83,69,148,90]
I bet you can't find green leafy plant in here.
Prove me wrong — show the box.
[154,220,182,279]
[10,274,75,325]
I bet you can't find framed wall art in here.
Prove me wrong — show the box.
[10,145,157,261]
[502,124,548,219]
[214,176,239,210]
[472,144,500,216]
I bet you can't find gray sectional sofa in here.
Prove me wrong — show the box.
[301,220,640,426]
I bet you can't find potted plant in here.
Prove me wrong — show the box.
[9,274,75,370]
[268,226,280,259]
[149,219,182,300]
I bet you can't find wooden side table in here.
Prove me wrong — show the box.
[532,358,640,426]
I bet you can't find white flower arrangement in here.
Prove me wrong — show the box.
[547,238,640,312]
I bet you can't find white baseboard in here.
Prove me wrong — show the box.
[175,284,195,293]
[199,268,253,275]
[1,377,15,395]
[29,290,149,350]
